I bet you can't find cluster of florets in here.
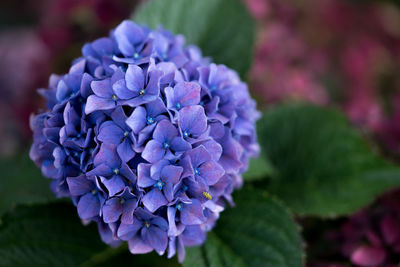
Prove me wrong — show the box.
[30,20,259,261]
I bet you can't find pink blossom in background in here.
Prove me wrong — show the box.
[246,0,400,155]
[322,189,400,267]
[37,0,138,57]
[0,29,50,156]
[344,91,383,132]
[250,22,328,105]
[0,0,139,157]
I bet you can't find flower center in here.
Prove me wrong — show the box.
[161,52,168,60]
[144,221,151,228]
[176,203,183,211]
[154,180,165,190]
[183,130,189,138]
[210,85,217,91]
[112,94,118,101]
[203,191,212,200]
[139,89,146,96]
[175,102,181,110]
[146,116,155,125]
[133,52,140,59]
[113,168,120,175]
[163,142,170,149]
[120,198,125,204]
[91,189,97,195]
[194,168,200,175]
[123,131,129,137]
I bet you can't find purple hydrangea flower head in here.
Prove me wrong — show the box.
[30,20,259,261]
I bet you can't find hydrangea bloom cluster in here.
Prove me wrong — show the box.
[30,20,259,261]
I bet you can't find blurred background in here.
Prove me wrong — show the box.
[0,0,140,157]
[1,0,400,265]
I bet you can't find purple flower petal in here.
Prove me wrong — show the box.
[120,163,137,184]
[103,198,123,223]
[121,199,138,224]
[91,79,112,98]
[186,145,212,168]
[98,121,124,145]
[117,139,135,162]
[165,82,201,110]
[199,161,225,185]
[153,120,178,143]
[163,182,174,203]
[67,175,93,196]
[151,216,169,231]
[128,235,153,254]
[118,220,143,241]
[181,225,206,246]
[97,221,121,247]
[85,95,115,114]
[171,136,191,152]
[142,188,168,212]
[142,140,165,163]
[86,163,113,177]
[94,143,120,168]
[146,98,168,118]
[137,163,156,188]
[180,199,206,225]
[77,192,100,219]
[145,70,163,95]
[113,79,136,100]
[114,20,146,56]
[167,207,179,236]
[161,165,183,185]
[179,105,207,137]
[126,106,146,134]
[101,175,125,196]
[143,226,168,254]
[200,140,223,162]
[126,64,144,93]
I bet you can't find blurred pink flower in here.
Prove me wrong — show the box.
[246,0,400,155]
[243,0,270,20]
[0,29,50,103]
[344,91,383,131]
[0,0,139,157]
[38,0,137,55]
[0,29,50,155]
[250,22,328,105]
[308,189,400,267]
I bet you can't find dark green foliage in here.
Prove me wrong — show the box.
[257,104,400,217]
[184,186,304,267]
[133,0,255,79]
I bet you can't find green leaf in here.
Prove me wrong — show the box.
[257,104,400,217]
[133,0,255,78]
[243,156,276,182]
[0,152,55,215]
[0,202,107,266]
[184,186,304,267]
